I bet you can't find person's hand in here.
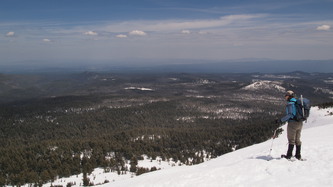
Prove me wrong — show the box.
[275,118,282,125]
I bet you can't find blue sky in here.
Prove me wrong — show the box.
[1,0,333,67]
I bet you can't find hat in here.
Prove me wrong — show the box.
[285,90,295,97]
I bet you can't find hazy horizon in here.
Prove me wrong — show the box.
[1,59,332,74]
[1,0,333,70]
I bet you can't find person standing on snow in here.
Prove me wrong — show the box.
[277,90,303,160]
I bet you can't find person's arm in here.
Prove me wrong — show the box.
[280,103,294,122]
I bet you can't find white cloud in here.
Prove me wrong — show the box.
[181,30,191,34]
[129,30,147,36]
[316,25,330,31]
[84,31,98,36]
[6,31,15,37]
[2,13,333,62]
[139,14,264,32]
[116,34,127,38]
[198,31,209,35]
[43,38,51,42]
[68,14,263,35]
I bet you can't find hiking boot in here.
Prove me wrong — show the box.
[282,144,294,159]
[295,145,301,160]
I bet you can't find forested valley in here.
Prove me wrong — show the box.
[0,72,332,186]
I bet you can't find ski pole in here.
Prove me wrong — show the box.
[268,128,278,156]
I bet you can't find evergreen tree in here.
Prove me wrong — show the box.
[82,172,90,186]
[130,156,138,173]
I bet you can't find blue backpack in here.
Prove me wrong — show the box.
[293,95,311,122]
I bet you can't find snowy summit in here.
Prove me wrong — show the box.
[243,80,286,92]
[107,107,333,187]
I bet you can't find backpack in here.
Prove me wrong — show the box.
[293,95,311,122]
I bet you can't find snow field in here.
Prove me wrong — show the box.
[33,107,333,187]
[41,155,183,187]
[108,107,333,187]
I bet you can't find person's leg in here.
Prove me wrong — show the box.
[287,122,297,145]
[284,122,297,159]
[295,121,303,159]
[295,121,303,146]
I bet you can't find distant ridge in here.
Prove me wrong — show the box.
[148,60,333,73]
[1,59,332,73]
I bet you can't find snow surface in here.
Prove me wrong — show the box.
[124,87,154,91]
[242,80,285,92]
[107,107,333,187]
[42,156,183,187]
[39,107,333,187]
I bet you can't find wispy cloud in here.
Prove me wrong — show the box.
[116,34,127,38]
[143,14,264,31]
[129,30,147,36]
[43,38,51,42]
[1,12,333,62]
[84,31,98,36]
[6,31,15,37]
[316,24,331,31]
[181,30,191,34]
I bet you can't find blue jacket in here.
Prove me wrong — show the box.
[281,98,297,122]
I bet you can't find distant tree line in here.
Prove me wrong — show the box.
[317,102,333,109]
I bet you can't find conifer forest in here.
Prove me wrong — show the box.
[0,72,332,186]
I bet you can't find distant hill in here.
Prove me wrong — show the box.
[146,60,333,73]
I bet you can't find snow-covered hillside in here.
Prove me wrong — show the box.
[40,107,333,187]
[107,107,333,187]
[242,80,285,92]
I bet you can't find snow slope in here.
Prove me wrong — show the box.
[107,107,333,187]
[42,155,184,187]
[242,80,285,92]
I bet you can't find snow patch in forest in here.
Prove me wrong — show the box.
[124,87,154,91]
